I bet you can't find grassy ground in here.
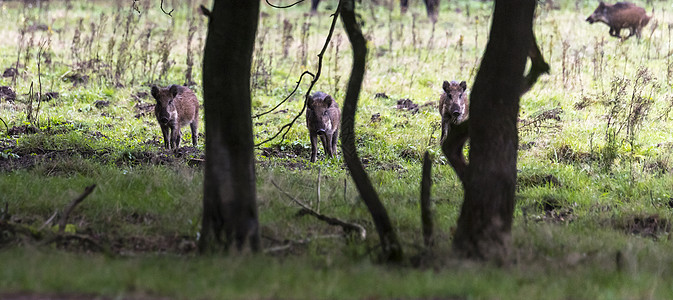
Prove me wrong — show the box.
[2,0,673,299]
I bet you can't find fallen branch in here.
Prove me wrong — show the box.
[0,220,39,240]
[0,185,113,255]
[271,180,366,240]
[38,210,58,231]
[263,234,341,253]
[58,184,96,234]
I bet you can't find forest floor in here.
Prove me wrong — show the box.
[2,0,673,299]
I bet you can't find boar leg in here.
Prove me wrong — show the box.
[160,125,171,149]
[331,129,339,157]
[171,126,182,150]
[630,26,640,39]
[190,121,198,146]
[310,133,319,162]
[321,134,332,158]
[609,27,622,38]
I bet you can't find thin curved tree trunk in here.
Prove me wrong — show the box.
[340,0,403,262]
[199,0,260,253]
[450,0,537,260]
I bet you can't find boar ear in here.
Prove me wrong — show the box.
[151,85,159,100]
[169,85,179,98]
[324,95,334,107]
[305,96,313,110]
[598,2,605,7]
[460,81,467,91]
[442,81,450,93]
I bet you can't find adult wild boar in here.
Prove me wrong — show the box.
[151,84,199,150]
[438,80,468,143]
[306,91,340,162]
[586,2,651,40]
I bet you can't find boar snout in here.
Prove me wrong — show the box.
[451,107,462,118]
[586,16,595,23]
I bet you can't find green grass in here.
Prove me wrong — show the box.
[1,227,673,300]
[2,0,673,299]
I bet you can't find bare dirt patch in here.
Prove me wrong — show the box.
[0,86,17,101]
[396,98,419,114]
[260,143,311,160]
[2,67,18,78]
[523,196,575,224]
[134,102,155,118]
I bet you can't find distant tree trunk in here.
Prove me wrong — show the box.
[199,0,260,253]
[450,0,537,260]
[340,0,403,263]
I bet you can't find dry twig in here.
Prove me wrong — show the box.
[38,210,58,231]
[58,184,96,233]
[271,180,366,240]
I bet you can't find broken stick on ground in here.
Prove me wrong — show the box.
[58,184,96,233]
[271,180,366,240]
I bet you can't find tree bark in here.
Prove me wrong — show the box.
[451,0,536,260]
[199,0,260,253]
[340,0,403,263]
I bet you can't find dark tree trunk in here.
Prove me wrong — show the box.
[451,0,537,260]
[340,0,403,263]
[199,0,260,253]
